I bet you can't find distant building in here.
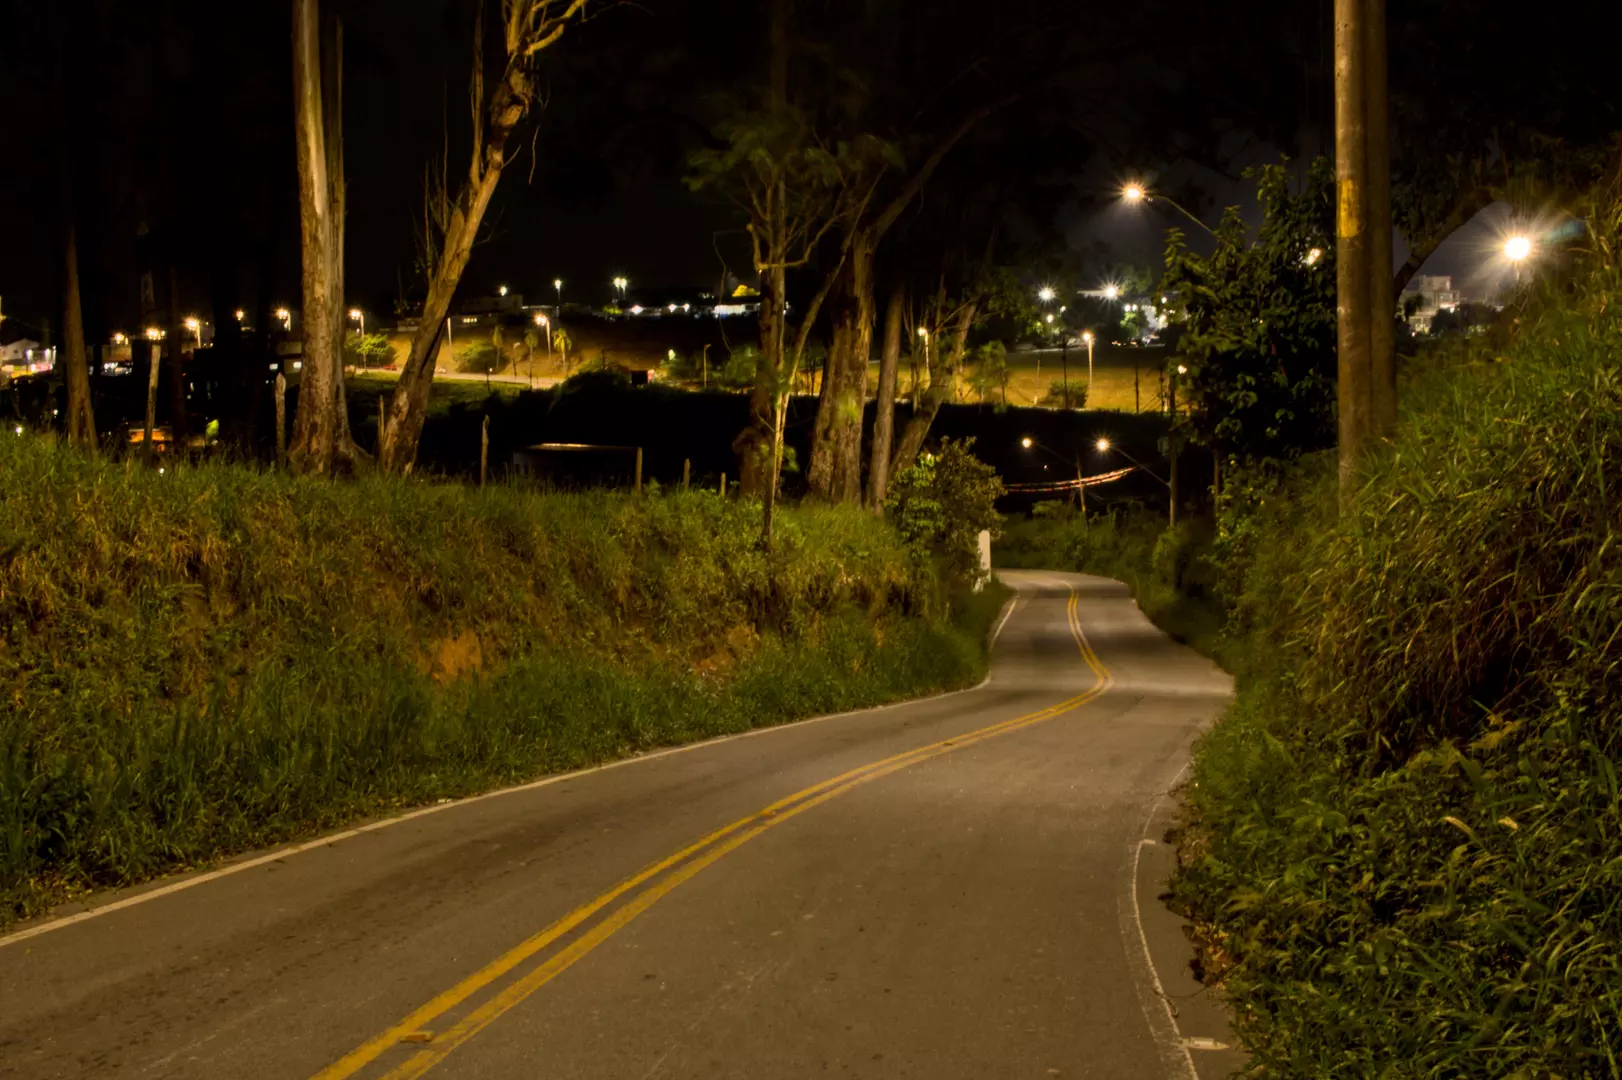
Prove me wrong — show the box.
[0,339,53,378]
[1401,274,1462,335]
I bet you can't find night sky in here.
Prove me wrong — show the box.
[0,1,1613,338]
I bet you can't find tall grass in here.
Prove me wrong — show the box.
[1172,297,1622,1075]
[0,438,1004,921]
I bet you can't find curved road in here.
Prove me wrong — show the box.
[0,571,1236,1079]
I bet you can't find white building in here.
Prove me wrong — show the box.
[1401,274,1462,334]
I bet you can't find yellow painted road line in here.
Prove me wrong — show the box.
[315,584,1112,1080]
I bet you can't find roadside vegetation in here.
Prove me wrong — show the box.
[997,169,1622,1073]
[0,436,1006,922]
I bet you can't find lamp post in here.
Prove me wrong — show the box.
[348,307,364,336]
[915,326,930,410]
[1082,330,1095,402]
[184,316,202,350]
[1094,435,1174,526]
[553,278,563,312]
[1021,436,1088,517]
[1121,182,1217,237]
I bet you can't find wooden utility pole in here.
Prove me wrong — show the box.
[1366,0,1396,436]
[1335,0,1389,495]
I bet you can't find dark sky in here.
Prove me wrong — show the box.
[1,0,1610,339]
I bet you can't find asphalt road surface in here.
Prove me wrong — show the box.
[0,570,1238,1079]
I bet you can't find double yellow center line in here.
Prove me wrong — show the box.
[315,584,1112,1079]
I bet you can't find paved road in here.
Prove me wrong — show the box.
[0,571,1237,1079]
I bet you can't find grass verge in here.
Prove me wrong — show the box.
[0,435,1007,924]
[1169,300,1622,1074]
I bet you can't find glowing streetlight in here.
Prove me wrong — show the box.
[1504,235,1533,263]
[1037,286,1056,303]
[348,308,364,335]
[234,308,246,321]
[145,327,163,341]
[1021,436,1033,449]
[1082,330,1095,391]
[553,278,563,307]
[112,332,128,346]
[274,307,292,330]
[1103,284,1120,301]
[184,316,202,350]
[534,312,548,326]
[1095,437,1111,452]
[1120,181,1216,236]
[498,285,509,297]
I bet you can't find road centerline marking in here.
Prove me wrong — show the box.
[315,584,1112,1080]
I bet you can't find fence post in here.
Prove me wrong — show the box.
[274,372,287,469]
[720,471,726,497]
[634,446,643,496]
[682,457,691,491]
[480,415,489,488]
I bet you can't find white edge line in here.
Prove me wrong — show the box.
[1,593,1027,949]
[1121,759,1201,1080]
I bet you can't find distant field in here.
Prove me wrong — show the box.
[356,334,1174,415]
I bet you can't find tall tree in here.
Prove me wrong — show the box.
[288,0,360,474]
[1160,159,1338,465]
[49,3,96,449]
[379,0,591,474]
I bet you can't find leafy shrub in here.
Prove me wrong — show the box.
[343,331,394,369]
[883,438,1003,587]
[1038,379,1086,409]
[457,340,500,374]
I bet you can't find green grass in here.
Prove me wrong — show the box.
[0,436,1007,922]
[1168,293,1622,1076]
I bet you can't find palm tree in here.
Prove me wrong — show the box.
[523,329,540,385]
[552,326,572,373]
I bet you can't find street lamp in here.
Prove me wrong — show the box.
[184,316,202,349]
[274,307,291,330]
[498,285,509,298]
[1037,285,1056,303]
[1102,284,1120,301]
[1020,436,1089,515]
[1504,235,1533,262]
[1120,182,1216,236]
[234,308,246,322]
[1082,330,1095,396]
[348,308,364,335]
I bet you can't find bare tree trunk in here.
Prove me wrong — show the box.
[380,1,590,474]
[890,298,974,477]
[807,240,874,502]
[288,0,343,474]
[865,280,904,509]
[49,4,95,450]
[165,263,187,446]
[62,227,96,448]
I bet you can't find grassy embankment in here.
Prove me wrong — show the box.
[998,292,1622,1073]
[0,437,1006,923]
